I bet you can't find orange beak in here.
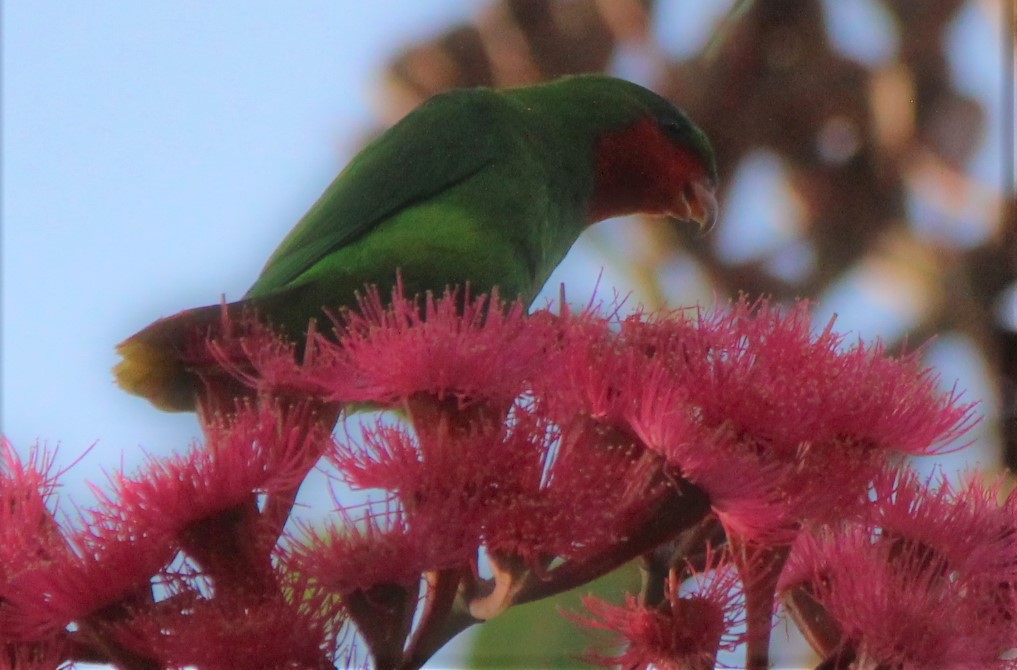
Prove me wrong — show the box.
[670,179,719,233]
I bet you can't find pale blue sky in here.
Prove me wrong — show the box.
[3,2,485,467]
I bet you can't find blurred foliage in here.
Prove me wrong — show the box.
[363,0,1014,666]
[466,563,640,669]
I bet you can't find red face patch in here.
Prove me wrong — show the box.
[587,117,708,223]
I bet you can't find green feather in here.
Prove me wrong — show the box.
[246,89,506,297]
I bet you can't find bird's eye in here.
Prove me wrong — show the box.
[662,119,684,136]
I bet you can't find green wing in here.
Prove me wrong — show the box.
[245,89,508,298]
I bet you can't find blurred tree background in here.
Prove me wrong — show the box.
[357,1,1014,667]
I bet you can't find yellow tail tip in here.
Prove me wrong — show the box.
[114,334,196,413]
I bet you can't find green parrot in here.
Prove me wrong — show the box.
[115,74,718,412]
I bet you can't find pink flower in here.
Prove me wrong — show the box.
[258,286,550,409]
[330,415,501,553]
[112,581,337,670]
[285,504,464,595]
[1,441,169,646]
[669,298,975,457]
[480,403,670,563]
[198,311,326,402]
[0,440,65,589]
[533,308,646,429]
[86,399,332,594]
[0,636,68,670]
[513,311,715,557]
[867,468,1017,588]
[620,298,977,539]
[780,468,1017,668]
[332,397,672,572]
[104,399,328,541]
[1,515,172,643]
[575,556,745,670]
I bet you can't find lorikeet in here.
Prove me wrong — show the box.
[115,75,718,411]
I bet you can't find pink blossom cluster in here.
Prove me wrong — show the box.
[2,288,1008,669]
[780,468,1017,669]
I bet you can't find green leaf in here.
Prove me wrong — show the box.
[465,563,640,669]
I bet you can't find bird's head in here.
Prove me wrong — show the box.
[561,76,718,231]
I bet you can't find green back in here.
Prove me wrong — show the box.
[244,75,715,303]
[245,89,507,297]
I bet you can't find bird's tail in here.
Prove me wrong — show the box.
[114,302,236,412]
